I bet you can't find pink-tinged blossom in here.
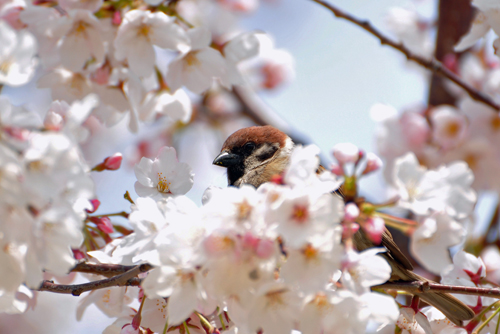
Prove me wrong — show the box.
[361,152,383,175]
[430,105,468,149]
[332,142,360,164]
[241,33,295,90]
[0,20,38,86]
[202,230,279,303]
[167,27,229,94]
[114,10,190,77]
[57,9,106,72]
[267,190,344,248]
[134,146,194,199]
[411,212,466,275]
[372,104,430,159]
[44,94,98,142]
[361,216,385,245]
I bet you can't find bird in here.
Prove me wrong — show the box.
[213,125,475,326]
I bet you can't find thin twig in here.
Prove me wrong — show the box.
[39,264,151,296]
[310,0,500,112]
[71,262,153,278]
[375,281,500,299]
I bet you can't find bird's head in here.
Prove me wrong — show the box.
[213,125,294,187]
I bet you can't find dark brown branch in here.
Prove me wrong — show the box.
[428,0,474,107]
[375,281,500,299]
[71,262,152,278]
[39,264,152,296]
[311,0,500,112]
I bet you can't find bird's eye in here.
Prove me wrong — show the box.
[243,142,256,152]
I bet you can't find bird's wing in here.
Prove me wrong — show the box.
[381,228,413,271]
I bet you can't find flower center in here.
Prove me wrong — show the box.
[185,52,201,67]
[0,60,12,74]
[444,121,460,137]
[137,24,151,39]
[237,200,252,221]
[291,204,309,223]
[157,173,171,193]
[302,244,318,260]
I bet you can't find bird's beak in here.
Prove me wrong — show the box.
[213,151,240,167]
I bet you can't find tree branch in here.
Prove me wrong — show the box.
[375,281,500,299]
[310,0,500,112]
[71,262,153,278]
[39,264,152,296]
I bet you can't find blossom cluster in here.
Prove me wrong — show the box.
[71,141,480,334]
[0,0,294,133]
[0,96,96,313]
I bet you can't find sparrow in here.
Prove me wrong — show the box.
[213,125,475,326]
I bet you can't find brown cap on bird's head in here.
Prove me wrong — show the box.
[220,125,288,152]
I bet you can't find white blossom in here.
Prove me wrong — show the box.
[411,213,466,275]
[134,146,194,199]
[167,27,229,94]
[114,10,190,77]
[0,19,37,86]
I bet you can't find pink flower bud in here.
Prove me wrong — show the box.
[261,62,286,90]
[332,143,360,164]
[91,65,111,85]
[89,216,114,234]
[342,222,360,240]
[85,199,101,213]
[362,153,383,175]
[330,163,344,176]
[344,203,360,222]
[112,11,122,25]
[72,249,86,260]
[4,126,29,141]
[362,216,385,245]
[103,153,123,170]
[93,153,123,172]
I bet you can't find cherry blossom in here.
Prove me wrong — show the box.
[57,9,106,72]
[114,10,190,77]
[167,27,229,94]
[134,146,194,199]
[0,19,37,86]
[411,212,466,275]
[392,152,476,218]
